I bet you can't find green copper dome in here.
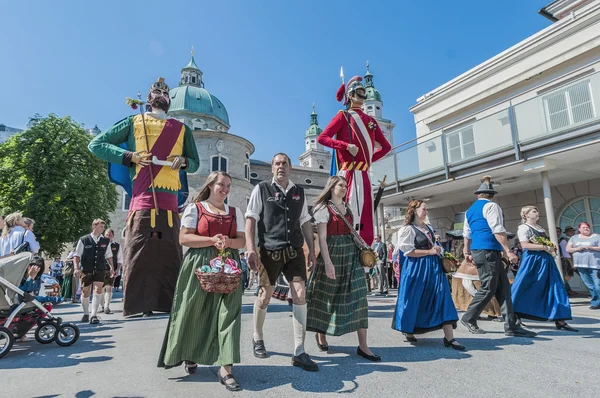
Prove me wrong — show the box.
[168,55,230,126]
[364,70,382,102]
[169,86,229,125]
[305,105,322,137]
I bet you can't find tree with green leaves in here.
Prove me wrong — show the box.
[0,114,118,257]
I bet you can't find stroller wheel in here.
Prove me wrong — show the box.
[35,323,57,344]
[55,323,80,347]
[0,326,15,359]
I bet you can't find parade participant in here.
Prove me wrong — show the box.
[306,176,380,361]
[89,77,200,317]
[245,153,318,371]
[158,171,245,391]
[73,219,115,324]
[317,73,391,246]
[98,228,123,314]
[461,176,536,337]
[50,256,64,286]
[566,222,600,309]
[373,235,388,295]
[451,260,502,319]
[510,206,577,332]
[392,200,464,351]
[61,251,79,303]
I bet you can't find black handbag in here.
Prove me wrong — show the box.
[13,231,31,254]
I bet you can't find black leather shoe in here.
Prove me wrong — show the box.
[315,333,329,352]
[219,373,241,391]
[403,333,418,343]
[142,311,153,317]
[443,338,466,351]
[184,361,197,375]
[505,326,537,337]
[461,319,485,334]
[357,347,381,362]
[253,339,267,358]
[555,322,579,332]
[89,316,100,325]
[292,352,319,371]
[81,314,89,323]
[590,305,600,310]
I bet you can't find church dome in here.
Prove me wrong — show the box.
[169,85,230,126]
[364,70,382,102]
[305,105,323,138]
[167,53,230,126]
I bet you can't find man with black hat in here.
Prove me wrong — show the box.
[246,153,318,371]
[461,176,536,337]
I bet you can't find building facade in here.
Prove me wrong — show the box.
[372,0,600,291]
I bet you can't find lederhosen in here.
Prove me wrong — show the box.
[79,235,110,287]
[256,181,307,286]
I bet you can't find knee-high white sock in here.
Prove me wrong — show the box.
[253,301,267,341]
[292,304,307,356]
[104,291,113,309]
[81,297,89,315]
[91,293,102,317]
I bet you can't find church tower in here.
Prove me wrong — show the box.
[363,62,395,147]
[298,104,331,170]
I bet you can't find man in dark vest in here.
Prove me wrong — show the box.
[74,219,115,324]
[99,228,123,315]
[461,176,536,337]
[246,153,318,371]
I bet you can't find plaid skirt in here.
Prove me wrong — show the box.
[306,234,368,336]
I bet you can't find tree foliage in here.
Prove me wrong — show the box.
[0,114,118,256]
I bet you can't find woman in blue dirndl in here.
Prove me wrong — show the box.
[392,200,464,350]
[511,206,577,332]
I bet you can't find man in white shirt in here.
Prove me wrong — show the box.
[245,153,318,371]
[99,228,123,315]
[462,176,536,337]
[74,219,114,324]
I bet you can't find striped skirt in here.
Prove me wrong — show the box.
[158,246,242,367]
[306,234,368,336]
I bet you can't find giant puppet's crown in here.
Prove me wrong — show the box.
[150,77,169,92]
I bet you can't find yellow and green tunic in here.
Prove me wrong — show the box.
[89,113,199,316]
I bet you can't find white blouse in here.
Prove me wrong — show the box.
[313,206,330,224]
[517,224,546,243]
[180,202,245,233]
[396,224,434,254]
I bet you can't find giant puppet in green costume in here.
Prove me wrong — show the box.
[89,77,199,317]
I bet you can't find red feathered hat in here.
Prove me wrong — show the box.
[336,76,364,105]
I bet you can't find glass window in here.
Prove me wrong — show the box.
[211,156,219,171]
[220,157,227,172]
[191,76,196,84]
[122,192,131,211]
[543,80,595,132]
[245,164,249,180]
[559,197,600,234]
[446,126,476,163]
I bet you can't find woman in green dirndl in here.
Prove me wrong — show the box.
[158,171,246,392]
[306,176,380,361]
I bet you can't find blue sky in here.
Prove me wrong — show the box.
[1,0,552,163]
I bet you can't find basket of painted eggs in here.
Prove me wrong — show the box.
[194,250,242,294]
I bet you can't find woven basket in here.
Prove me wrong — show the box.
[194,266,241,294]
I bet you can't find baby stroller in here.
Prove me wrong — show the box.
[0,253,80,359]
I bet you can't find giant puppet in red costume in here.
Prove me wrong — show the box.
[317,75,391,246]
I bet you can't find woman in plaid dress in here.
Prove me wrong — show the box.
[306,176,380,362]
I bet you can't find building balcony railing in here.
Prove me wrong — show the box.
[372,68,600,190]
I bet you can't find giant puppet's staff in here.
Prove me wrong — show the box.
[126,95,159,215]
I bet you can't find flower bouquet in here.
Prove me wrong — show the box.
[442,251,458,273]
[125,97,145,111]
[531,236,557,253]
[194,247,242,294]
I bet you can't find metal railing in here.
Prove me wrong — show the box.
[371,69,600,188]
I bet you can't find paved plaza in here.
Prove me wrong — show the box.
[2,291,599,398]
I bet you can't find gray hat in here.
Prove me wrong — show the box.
[474,175,497,195]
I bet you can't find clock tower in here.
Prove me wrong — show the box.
[298,104,332,170]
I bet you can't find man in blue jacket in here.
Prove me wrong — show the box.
[461,176,536,337]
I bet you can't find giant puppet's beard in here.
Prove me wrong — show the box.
[149,95,170,112]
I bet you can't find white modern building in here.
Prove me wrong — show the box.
[372,0,600,291]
